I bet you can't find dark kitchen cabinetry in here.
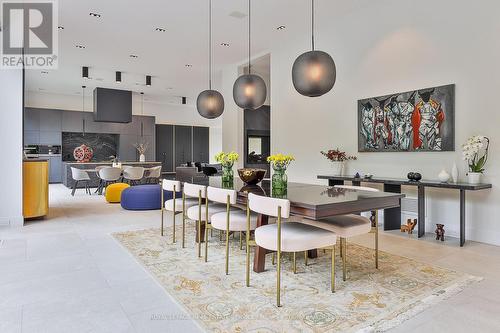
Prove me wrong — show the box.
[156,125,174,173]
[175,125,192,167]
[193,126,209,163]
[48,156,62,183]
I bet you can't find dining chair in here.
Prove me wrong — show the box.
[300,185,380,281]
[247,193,337,307]
[123,166,145,185]
[98,167,122,195]
[70,167,91,196]
[160,179,198,242]
[94,165,108,194]
[185,183,228,257]
[206,186,258,271]
[145,166,162,184]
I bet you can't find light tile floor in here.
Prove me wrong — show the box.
[1,184,499,332]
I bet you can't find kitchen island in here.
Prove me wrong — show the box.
[62,161,162,188]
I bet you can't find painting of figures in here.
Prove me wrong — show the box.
[358,84,455,152]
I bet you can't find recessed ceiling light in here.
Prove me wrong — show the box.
[155,27,166,32]
[185,64,192,68]
[229,11,247,19]
[41,70,48,74]
[76,44,86,49]
[57,26,64,30]
[89,12,101,18]
[129,54,138,58]
[277,25,286,30]
[38,88,45,91]
[220,42,230,47]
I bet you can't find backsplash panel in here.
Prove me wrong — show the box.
[62,132,119,162]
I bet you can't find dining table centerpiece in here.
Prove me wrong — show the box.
[215,151,239,184]
[267,153,295,194]
[133,142,149,162]
[462,135,490,184]
[321,148,357,176]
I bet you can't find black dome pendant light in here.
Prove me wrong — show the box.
[232,0,266,110]
[292,0,336,97]
[197,0,224,119]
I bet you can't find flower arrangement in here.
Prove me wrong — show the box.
[133,142,149,155]
[215,151,239,167]
[267,153,295,169]
[462,135,489,173]
[320,149,357,162]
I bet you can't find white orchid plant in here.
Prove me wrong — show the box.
[462,135,490,173]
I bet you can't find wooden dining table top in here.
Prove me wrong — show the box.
[192,177,405,219]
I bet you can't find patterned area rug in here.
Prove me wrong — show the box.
[113,227,481,332]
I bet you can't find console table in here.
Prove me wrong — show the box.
[318,175,492,246]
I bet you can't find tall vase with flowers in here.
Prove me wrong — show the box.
[462,135,489,184]
[321,148,357,176]
[133,142,149,162]
[215,151,239,185]
[267,154,295,195]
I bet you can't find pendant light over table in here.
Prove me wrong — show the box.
[197,0,224,119]
[232,0,266,110]
[292,0,336,97]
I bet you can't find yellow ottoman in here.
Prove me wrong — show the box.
[105,183,130,203]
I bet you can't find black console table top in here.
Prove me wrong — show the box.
[317,175,492,191]
[318,174,492,247]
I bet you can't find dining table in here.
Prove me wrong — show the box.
[192,177,405,273]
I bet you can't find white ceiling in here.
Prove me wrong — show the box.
[25,0,363,103]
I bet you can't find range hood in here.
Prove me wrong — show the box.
[93,87,132,123]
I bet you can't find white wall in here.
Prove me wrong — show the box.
[25,91,223,163]
[0,69,23,226]
[267,0,500,245]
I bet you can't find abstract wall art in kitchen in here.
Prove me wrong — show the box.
[358,84,455,152]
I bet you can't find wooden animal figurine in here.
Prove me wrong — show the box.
[400,219,417,234]
[435,224,445,241]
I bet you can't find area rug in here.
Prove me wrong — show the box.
[113,227,481,332]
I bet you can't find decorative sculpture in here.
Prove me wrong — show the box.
[400,219,417,234]
[435,224,445,241]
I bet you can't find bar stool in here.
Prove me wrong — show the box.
[70,167,91,196]
[247,193,337,307]
[123,166,145,185]
[207,186,258,272]
[160,179,198,242]
[300,185,380,281]
[184,183,227,257]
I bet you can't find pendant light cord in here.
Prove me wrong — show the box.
[311,0,315,51]
[248,0,251,74]
[209,0,212,89]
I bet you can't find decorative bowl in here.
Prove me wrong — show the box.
[237,168,266,185]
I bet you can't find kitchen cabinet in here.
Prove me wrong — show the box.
[39,131,61,145]
[62,111,84,132]
[48,156,62,183]
[156,124,174,173]
[39,109,62,132]
[193,126,210,163]
[118,134,139,161]
[24,108,40,131]
[174,125,192,167]
[24,130,40,145]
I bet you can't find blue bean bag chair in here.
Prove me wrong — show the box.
[120,184,181,211]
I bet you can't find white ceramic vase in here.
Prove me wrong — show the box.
[451,163,459,183]
[331,161,344,176]
[438,169,450,182]
[467,172,482,184]
[139,154,145,162]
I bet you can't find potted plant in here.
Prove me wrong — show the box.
[321,148,357,176]
[462,135,489,184]
[267,153,295,193]
[133,142,149,162]
[215,151,239,184]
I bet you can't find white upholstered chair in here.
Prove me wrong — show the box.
[160,179,198,242]
[248,193,337,307]
[123,166,145,185]
[97,167,122,195]
[70,167,91,196]
[300,185,380,281]
[145,166,162,183]
[185,183,228,257]
[207,187,258,272]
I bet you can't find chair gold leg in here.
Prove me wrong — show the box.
[172,210,176,243]
[204,224,209,263]
[293,252,297,274]
[160,208,164,236]
[225,228,230,275]
[342,238,347,281]
[304,251,308,266]
[239,231,243,250]
[375,210,379,269]
[272,252,276,265]
[277,249,281,307]
[160,184,164,236]
[331,247,336,293]
[182,194,186,248]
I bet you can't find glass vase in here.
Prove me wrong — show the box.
[272,166,288,193]
[222,163,234,185]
